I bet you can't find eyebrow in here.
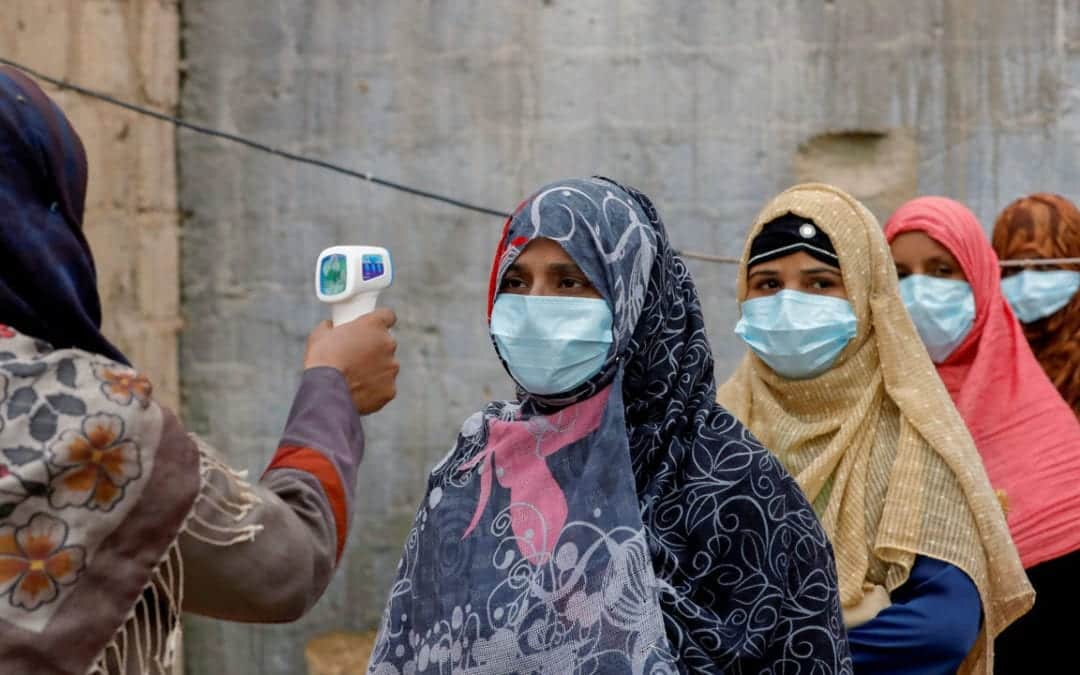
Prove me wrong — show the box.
[747,269,779,280]
[505,261,589,281]
[800,267,842,275]
[548,262,586,275]
[924,255,958,266]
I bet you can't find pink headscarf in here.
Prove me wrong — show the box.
[885,196,1080,569]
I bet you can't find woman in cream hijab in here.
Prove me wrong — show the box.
[717,183,1032,673]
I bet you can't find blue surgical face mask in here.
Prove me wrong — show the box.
[734,290,858,380]
[898,274,975,363]
[490,294,614,396]
[1001,269,1080,324]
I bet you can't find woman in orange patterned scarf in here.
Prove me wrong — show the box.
[992,193,1080,418]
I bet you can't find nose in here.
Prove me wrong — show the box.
[527,281,556,297]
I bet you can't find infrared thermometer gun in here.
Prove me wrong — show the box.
[315,246,394,326]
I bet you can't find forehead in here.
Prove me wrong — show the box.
[511,238,577,265]
[890,230,956,259]
[747,250,841,274]
[999,213,1049,245]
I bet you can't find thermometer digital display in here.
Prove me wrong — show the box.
[315,246,393,326]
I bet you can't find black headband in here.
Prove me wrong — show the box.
[748,213,839,268]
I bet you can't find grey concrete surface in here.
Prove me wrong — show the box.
[178,2,1080,672]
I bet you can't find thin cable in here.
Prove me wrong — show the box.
[999,257,1080,267]
[0,57,511,219]
[678,250,742,264]
[4,58,1074,270]
[678,253,1080,267]
[1,57,740,263]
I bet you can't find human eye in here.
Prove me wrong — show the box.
[934,264,954,277]
[558,276,590,289]
[499,275,527,292]
[754,278,781,291]
[810,277,836,290]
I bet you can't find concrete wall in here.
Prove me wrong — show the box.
[0,0,182,410]
[179,1,1080,673]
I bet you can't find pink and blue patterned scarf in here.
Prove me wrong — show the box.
[368,178,851,674]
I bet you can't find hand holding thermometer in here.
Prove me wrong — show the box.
[316,246,394,326]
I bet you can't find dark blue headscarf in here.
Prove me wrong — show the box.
[0,66,128,364]
[368,178,851,673]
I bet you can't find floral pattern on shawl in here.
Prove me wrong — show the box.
[92,364,153,409]
[0,513,85,611]
[0,329,157,625]
[48,413,142,511]
[368,178,851,674]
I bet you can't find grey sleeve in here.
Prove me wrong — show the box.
[178,367,364,622]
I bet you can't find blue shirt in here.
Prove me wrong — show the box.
[848,556,981,674]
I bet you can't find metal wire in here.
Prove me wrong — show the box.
[0,57,512,219]
[999,257,1080,267]
[4,57,1075,270]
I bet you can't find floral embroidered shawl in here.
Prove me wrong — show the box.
[0,329,201,674]
[367,178,851,674]
[0,66,206,675]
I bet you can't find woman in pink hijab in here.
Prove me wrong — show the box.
[885,196,1080,673]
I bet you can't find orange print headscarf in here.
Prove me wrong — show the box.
[992,194,1080,418]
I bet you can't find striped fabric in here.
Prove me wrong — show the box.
[265,445,349,562]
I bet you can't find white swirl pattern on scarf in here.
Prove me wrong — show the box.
[367,178,851,674]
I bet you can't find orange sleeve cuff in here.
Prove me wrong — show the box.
[265,445,349,563]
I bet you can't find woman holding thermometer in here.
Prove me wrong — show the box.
[367,177,851,674]
[0,65,399,674]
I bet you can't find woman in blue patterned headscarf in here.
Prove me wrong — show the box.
[368,177,852,674]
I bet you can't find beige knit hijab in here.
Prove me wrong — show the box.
[717,183,1032,672]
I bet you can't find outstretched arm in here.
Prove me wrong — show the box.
[176,310,399,622]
